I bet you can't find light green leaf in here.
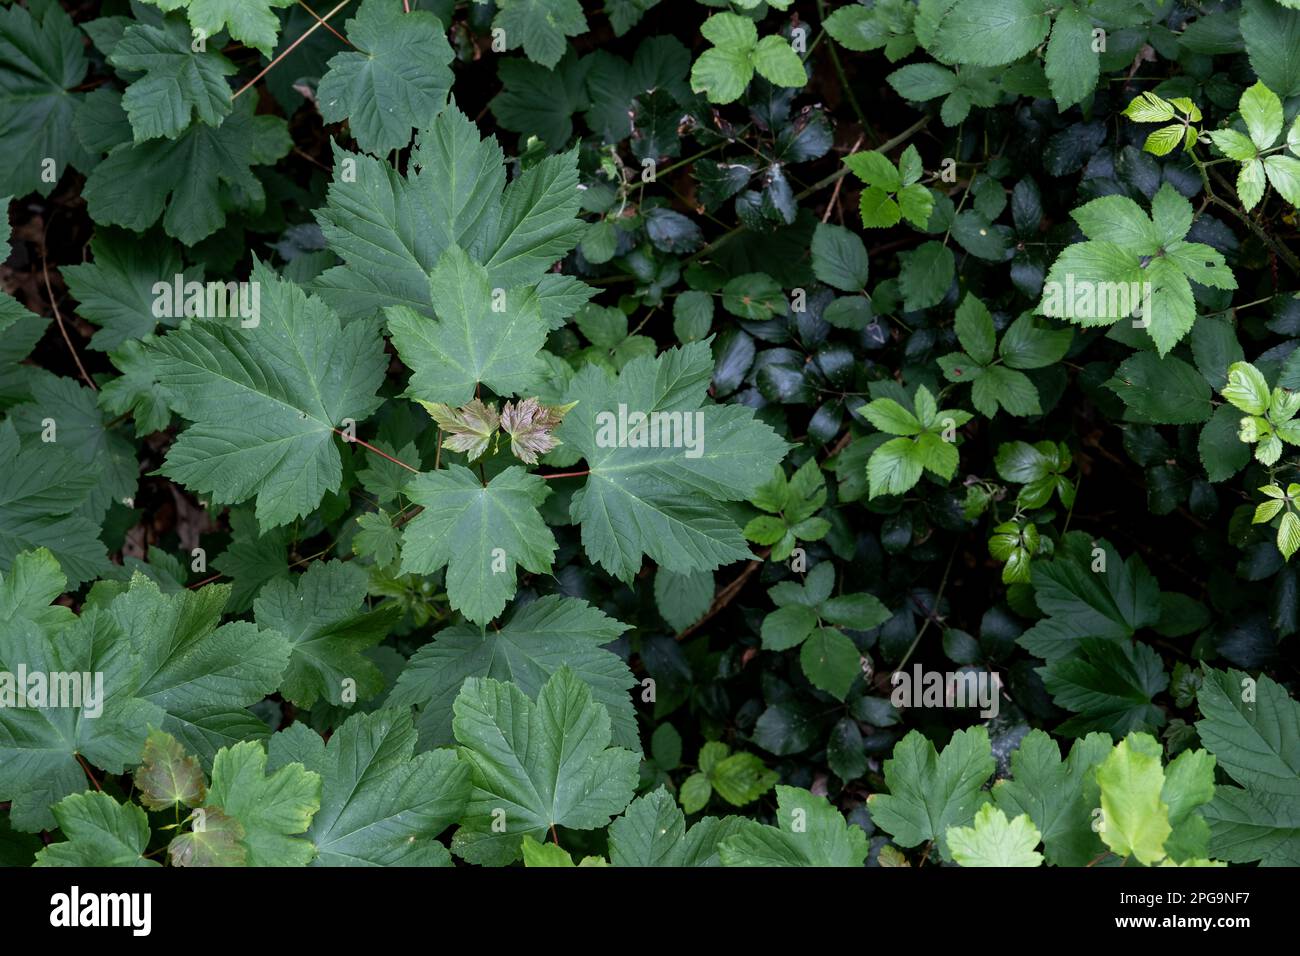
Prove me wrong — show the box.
[111,18,235,141]
[387,246,548,406]
[451,667,640,865]
[947,803,1044,867]
[1096,733,1172,865]
[399,465,555,626]
[317,0,454,156]
[268,709,470,866]
[253,560,399,709]
[867,727,995,857]
[205,739,321,867]
[34,792,159,867]
[1240,81,1284,150]
[720,785,869,866]
[149,262,387,530]
[387,595,637,752]
[751,34,805,87]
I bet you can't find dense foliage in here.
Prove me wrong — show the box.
[2,0,1299,869]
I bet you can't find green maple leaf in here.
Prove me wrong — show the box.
[1040,637,1168,738]
[387,246,548,407]
[107,574,291,762]
[1017,534,1161,661]
[148,262,387,531]
[1038,182,1236,355]
[0,422,110,588]
[60,229,198,351]
[689,12,805,104]
[203,739,320,867]
[388,595,637,751]
[135,728,206,811]
[719,785,869,866]
[399,465,556,625]
[0,552,162,832]
[253,561,400,709]
[992,729,1111,866]
[493,50,591,148]
[267,709,471,866]
[141,0,296,57]
[110,18,236,142]
[867,726,995,859]
[486,0,588,69]
[318,0,454,156]
[946,804,1044,867]
[0,1,89,198]
[34,792,159,868]
[83,95,290,245]
[451,667,640,865]
[608,787,745,866]
[313,104,588,322]
[1196,668,1300,865]
[558,341,790,582]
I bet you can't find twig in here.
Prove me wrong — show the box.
[676,547,772,640]
[822,134,864,223]
[332,428,420,473]
[233,0,355,100]
[297,0,352,45]
[40,254,96,391]
[893,543,958,673]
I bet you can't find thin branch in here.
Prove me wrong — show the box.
[40,254,96,391]
[676,547,772,641]
[892,543,958,673]
[332,428,420,473]
[297,0,352,45]
[232,0,355,100]
[822,134,864,222]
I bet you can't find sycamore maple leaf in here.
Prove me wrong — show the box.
[148,261,387,531]
[313,103,590,324]
[557,340,790,582]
